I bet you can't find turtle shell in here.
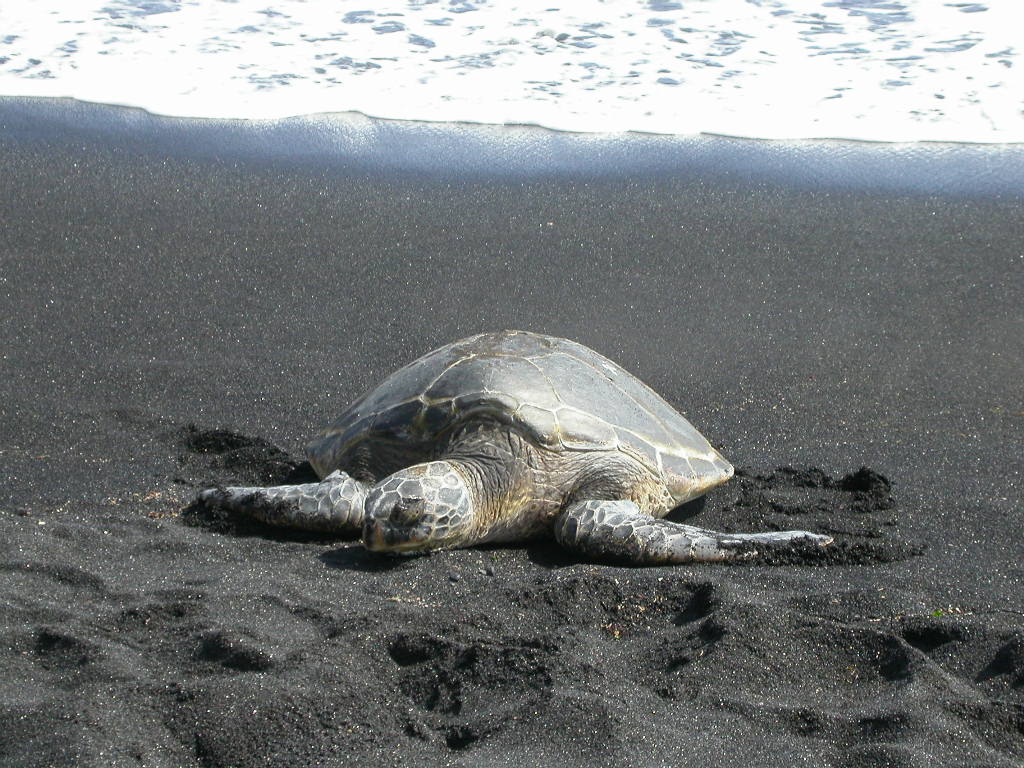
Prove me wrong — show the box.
[307,330,733,501]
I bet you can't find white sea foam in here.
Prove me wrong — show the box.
[0,0,1020,142]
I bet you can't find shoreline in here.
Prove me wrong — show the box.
[4,95,1024,197]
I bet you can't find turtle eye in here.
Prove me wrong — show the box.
[391,501,422,527]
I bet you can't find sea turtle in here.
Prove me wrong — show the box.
[198,331,831,564]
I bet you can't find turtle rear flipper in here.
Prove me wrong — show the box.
[554,499,832,565]
[198,470,368,533]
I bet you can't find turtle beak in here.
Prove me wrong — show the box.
[362,518,424,554]
[362,519,388,552]
[362,517,440,555]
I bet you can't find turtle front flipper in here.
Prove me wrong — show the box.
[554,499,832,565]
[198,470,368,533]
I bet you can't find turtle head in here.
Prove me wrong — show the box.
[362,461,475,554]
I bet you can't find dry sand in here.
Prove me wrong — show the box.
[1,98,1022,767]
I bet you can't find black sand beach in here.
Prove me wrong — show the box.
[1,97,1022,767]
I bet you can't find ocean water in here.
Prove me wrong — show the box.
[0,0,1020,143]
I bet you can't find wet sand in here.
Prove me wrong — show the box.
[1,97,1022,767]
